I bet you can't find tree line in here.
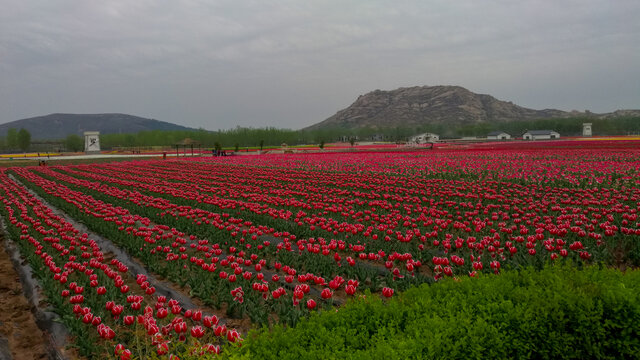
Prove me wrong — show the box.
[0,128,31,152]
[1,116,638,152]
[0,128,85,153]
[98,116,640,149]
[454,116,640,138]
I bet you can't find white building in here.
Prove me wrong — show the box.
[409,132,439,143]
[583,123,592,137]
[522,130,560,140]
[487,131,511,140]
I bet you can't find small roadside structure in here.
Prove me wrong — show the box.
[175,138,201,157]
[583,123,593,137]
[84,131,101,154]
[409,132,439,144]
[522,130,560,140]
[487,131,511,140]
[339,135,359,143]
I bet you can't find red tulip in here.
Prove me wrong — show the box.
[306,299,317,309]
[157,307,168,319]
[320,288,333,299]
[156,342,169,355]
[190,325,205,338]
[98,324,115,339]
[201,343,220,354]
[119,349,132,360]
[443,266,453,276]
[227,328,240,342]
[382,287,394,298]
[203,315,218,328]
[214,325,226,337]
[345,285,356,296]
[111,304,124,317]
[174,321,187,334]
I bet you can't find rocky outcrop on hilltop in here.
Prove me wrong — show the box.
[307,85,574,130]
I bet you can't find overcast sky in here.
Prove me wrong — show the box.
[1,1,638,130]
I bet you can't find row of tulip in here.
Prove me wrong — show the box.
[12,150,636,297]
[13,167,387,328]
[0,169,239,358]
[19,146,640,288]
[37,147,640,275]
[3,141,639,357]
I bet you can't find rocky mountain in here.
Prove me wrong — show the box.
[305,85,636,130]
[598,109,640,118]
[0,113,195,139]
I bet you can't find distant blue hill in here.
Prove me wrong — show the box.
[0,113,196,139]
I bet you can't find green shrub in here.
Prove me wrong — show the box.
[222,264,640,359]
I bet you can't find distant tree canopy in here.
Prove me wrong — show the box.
[99,127,301,150]
[1,127,32,152]
[65,134,84,152]
[21,116,637,151]
[6,128,18,149]
[17,128,31,151]
[455,116,640,138]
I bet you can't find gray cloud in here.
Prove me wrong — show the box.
[1,0,638,130]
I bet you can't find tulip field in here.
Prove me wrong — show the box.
[1,139,639,358]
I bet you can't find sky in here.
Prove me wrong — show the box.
[1,0,638,130]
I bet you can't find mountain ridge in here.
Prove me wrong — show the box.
[0,113,195,139]
[305,85,640,130]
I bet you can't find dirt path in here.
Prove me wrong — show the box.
[0,234,48,360]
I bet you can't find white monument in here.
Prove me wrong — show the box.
[582,123,592,137]
[84,131,101,154]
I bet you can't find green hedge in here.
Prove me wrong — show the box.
[222,264,640,360]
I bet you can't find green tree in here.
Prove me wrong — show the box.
[17,128,31,152]
[234,143,239,152]
[65,134,84,152]
[6,128,17,150]
[124,134,136,147]
[259,140,264,151]
[319,140,325,150]
[349,137,356,147]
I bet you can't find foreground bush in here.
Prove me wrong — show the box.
[223,264,640,359]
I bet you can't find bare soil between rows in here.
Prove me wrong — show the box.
[0,233,49,360]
